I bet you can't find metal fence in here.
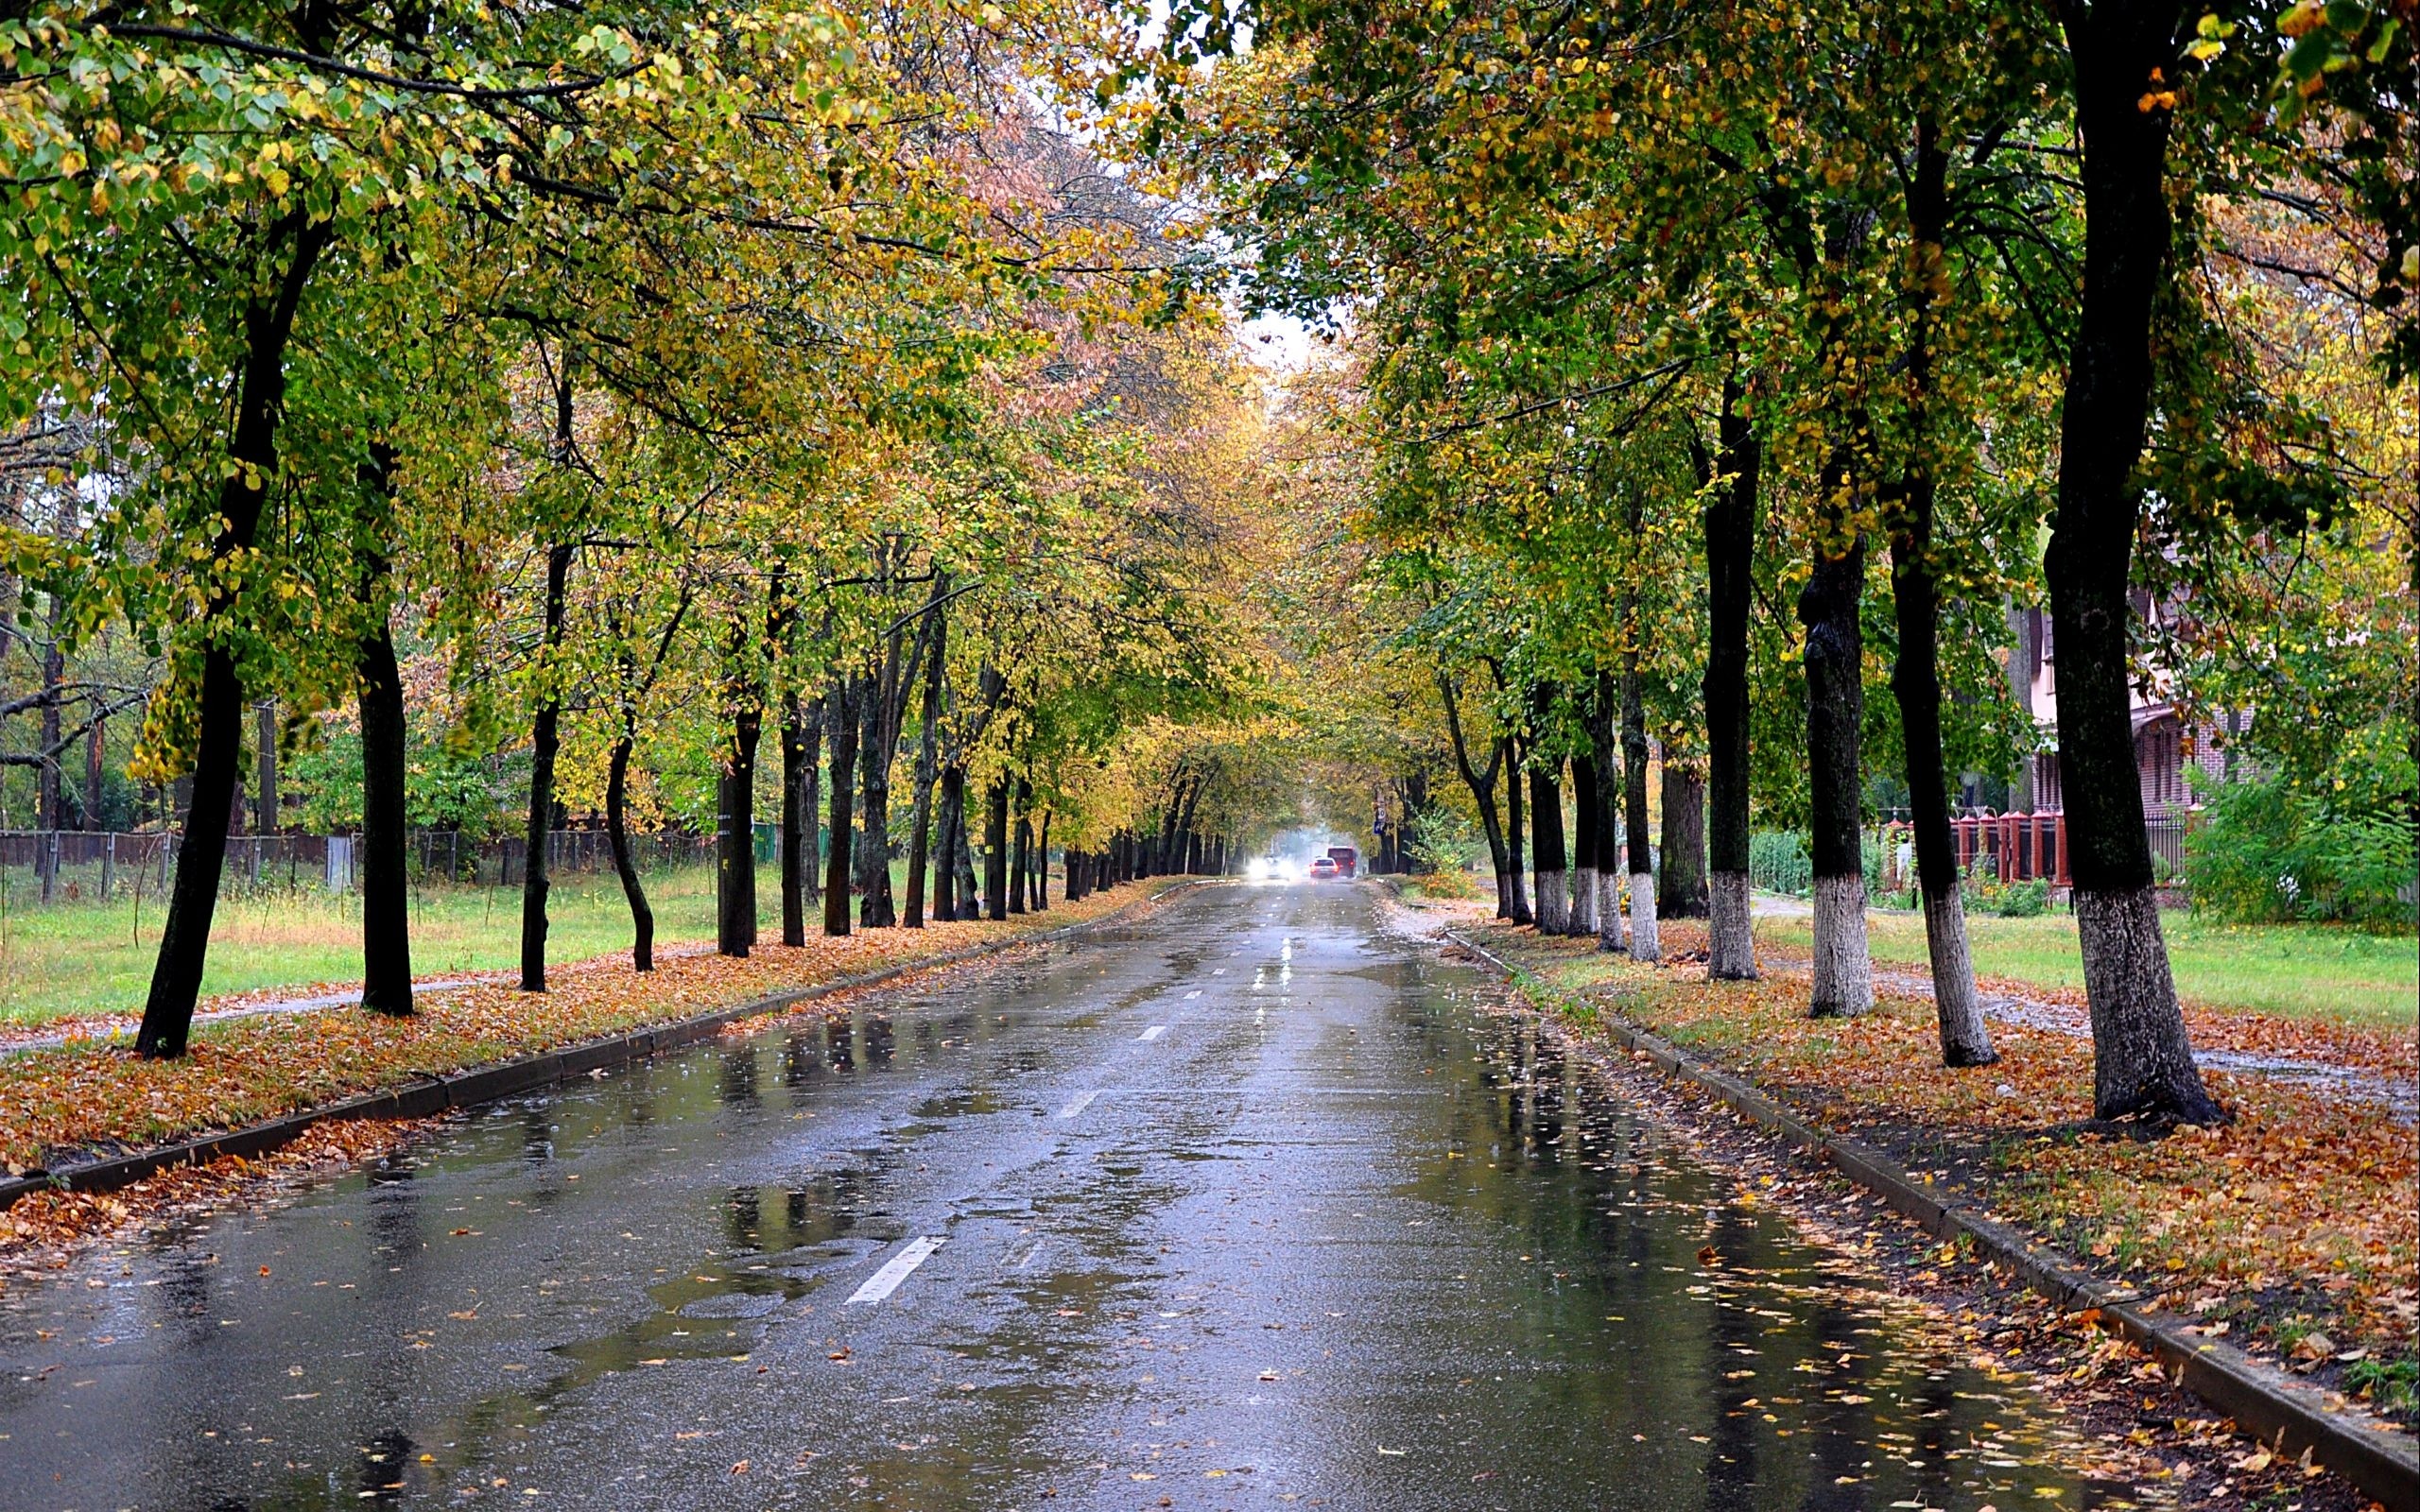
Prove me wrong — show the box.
[0,827,738,909]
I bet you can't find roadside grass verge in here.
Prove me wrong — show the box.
[0,860,942,1027]
[1752,907,2417,1029]
[0,879,1184,1187]
[1464,919,2420,1428]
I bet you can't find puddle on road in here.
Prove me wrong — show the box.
[0,901,2149,1510]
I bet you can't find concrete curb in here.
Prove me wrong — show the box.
[1443,927,2420,1512]
[0,881,1217,1214]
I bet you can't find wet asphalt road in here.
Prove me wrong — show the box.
[0,884,2125,1511]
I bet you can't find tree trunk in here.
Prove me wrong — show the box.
[1569,744,1599,936]
[1035,812,1051,910]
[1702,377,1760,979]
[135,215,328,1057]
[1505,734,1533,924]
[983,779,1011,921]
[717,704,760,957]
[1797,483,1871,1016]
[1889,113,1996,1067]
[856,670,892,929]
[1528,749,1568,935]
[802,711,822,907]
[822,679,858,937]
[935,766,963,921]
[37,571,65,901]
[1009,777,1032,916]
[1658,762,1709,919]
[83,714,106,831]
[780,693,812,947]
[519,540,574,994]
[903,610,947,928]
[605,734,655,971]
[1621,649,1659,962]
[1439,670,1515,919]
[357,608,414,1011]
[953,784,980,916]
[2048,0,2221,1126]
[253,699,278,834]
[1588,681,1624,953]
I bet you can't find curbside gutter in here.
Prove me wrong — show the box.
[0,881,1219,1215]
[1443,927,2420,1512]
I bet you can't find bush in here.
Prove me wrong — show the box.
[1749,830,1811,897]
[2186,777,2417,930]
[1407,808,1485,877]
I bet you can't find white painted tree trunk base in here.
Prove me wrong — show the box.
[1809,873,1873,1016]
[1922,889,1995,1065]
[1627,874,1658,961]
[1571,866,1599,935]
[1598,870,1623,953]
[2074,885,2225,1125]
[1706,870,1755,979]
[1534,870,1568,934]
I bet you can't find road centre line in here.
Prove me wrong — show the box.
[847,1236,945,1305]
[1138,1024,1168,1041]
[1055,1089,1103,1119]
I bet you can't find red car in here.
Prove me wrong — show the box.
[1325,846,1358,879]
[1307,856,1340,881]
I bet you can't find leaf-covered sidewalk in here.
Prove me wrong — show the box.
[0,883,1187,1181]
[1448,913,2420,1431]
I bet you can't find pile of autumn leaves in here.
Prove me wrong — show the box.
[1478,920,2419,1411]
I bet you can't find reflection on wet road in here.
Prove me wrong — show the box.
[0,885,2134,1510]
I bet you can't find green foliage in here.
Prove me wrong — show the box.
[1406,806,1483,877]
[2341,1356,2420,1418]
[1749,830,1811,898]
[2185,777,2418,931]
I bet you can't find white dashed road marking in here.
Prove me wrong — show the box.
[1056,1090,1103,1119]
[848,1236,945,1305]
[1138,1024,1168,1041]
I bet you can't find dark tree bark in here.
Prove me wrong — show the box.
[252,699,278,834]
[136,213,330,1058]
[1620,644,1659,961]
[1698,376,1761,978]
[518,539,575,994]
[822,678,859,937]
[357,603,413,1012]
[1009,777,1032,916]
[605,733,654,972]
[1528,749,1568,934]
[1658,762,1709,919]
[83,714,106,831]
[717,703,761,958]
[953,783,980,916]
[856,663,892,928]
[1570,742,1599,936]
[1457,716,1512,919]
[2045,0,2222,1125]
[1888,113,1996,1067]
[1504,732,1532,924]
[1587,679,1623,953]
[1797,507,1873,1016]
[780,693,813,947]
[37,607,64,839]
[903,606,947,928]
[935,766,964,921]
[1034,812,1050,910]
[983,779,1011,921]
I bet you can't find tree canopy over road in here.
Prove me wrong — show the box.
[3,0,2412,1137]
